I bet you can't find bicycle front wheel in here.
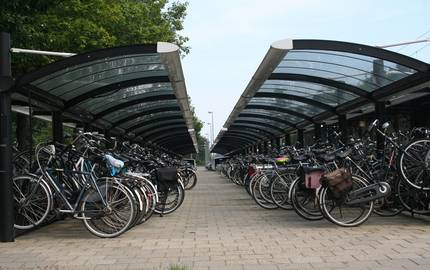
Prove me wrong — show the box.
[13,175,52,230]
[81,181,135,238]
[399,139,430,190]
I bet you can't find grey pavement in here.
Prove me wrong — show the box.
[1,168,430,270]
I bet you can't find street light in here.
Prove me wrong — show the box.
[208,111,214,146]
[205,122,212,146]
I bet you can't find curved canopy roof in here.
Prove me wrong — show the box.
[13,42,198,155]
[212,39,430,154]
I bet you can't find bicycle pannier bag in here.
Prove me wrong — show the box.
[320,168,353,197]
[157,167,178,183]
[302,167,325,189]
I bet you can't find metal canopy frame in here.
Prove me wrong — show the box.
[212,39,430,154]
[13,42,198,154]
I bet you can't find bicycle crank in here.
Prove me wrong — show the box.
[345,182,391,205]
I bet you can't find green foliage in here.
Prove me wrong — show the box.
[188,101,208,164]
[167,265,190,270]
[0,0,189,75]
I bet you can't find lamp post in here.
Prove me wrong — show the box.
[208,111,214,146]
[205,122,211,146]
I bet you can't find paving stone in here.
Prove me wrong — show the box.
[2,168,430,270]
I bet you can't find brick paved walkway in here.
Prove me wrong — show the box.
[1,168,430,270]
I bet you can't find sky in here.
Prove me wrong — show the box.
[179,0,430,142]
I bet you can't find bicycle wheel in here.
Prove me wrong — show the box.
[270,173,294,210]
[290,177,324,220]
[81,181,136,238]
[136,183,156,224]
[259,173,276,204]
[184,169,197,190]
[13,150,33,176]
[319,176,374,227]
[399,139,430,190]
[13,175,52,230]
[252,174,278,209]
[397,178,430,214]
[155,184,185,215]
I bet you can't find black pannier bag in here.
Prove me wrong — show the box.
[320,168,353,198]
[156,167,178,215]
[156,167,178,184]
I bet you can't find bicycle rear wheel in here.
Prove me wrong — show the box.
[252,174,278,209]
[290,177,323,220]
[319,176,373,227]
[155,184,185,215]
[270,173,293,210]
[183,169,197,190]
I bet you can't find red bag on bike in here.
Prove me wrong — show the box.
[320,168,353,197]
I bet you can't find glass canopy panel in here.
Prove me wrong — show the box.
[259,80,357,105]
[56,69,167,100]
[118,111,181,129]
[229,127,270,136]
[32,54,161,86]
[236,117,289,129]
[102,100,179,122]
[249,97,325,116]
[76,84,173,113]
[231,122,280,133]
[274,50,417,91]
[30,54,166,99]
[241,108,304,123]
[141,124,188,137]
[131,119,185,134]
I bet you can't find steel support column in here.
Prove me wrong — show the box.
[375,101,386,154]
[285,133,291,146]
[0,32,14,242]
[338,114,348,144]
[52,111,64,144]
[297,129,304,146]
[276,137,281,151]
[314,123,322,141]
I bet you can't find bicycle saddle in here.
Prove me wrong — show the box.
[335,149,352,159]
[293,155,307,161]
[318,154,336,162]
